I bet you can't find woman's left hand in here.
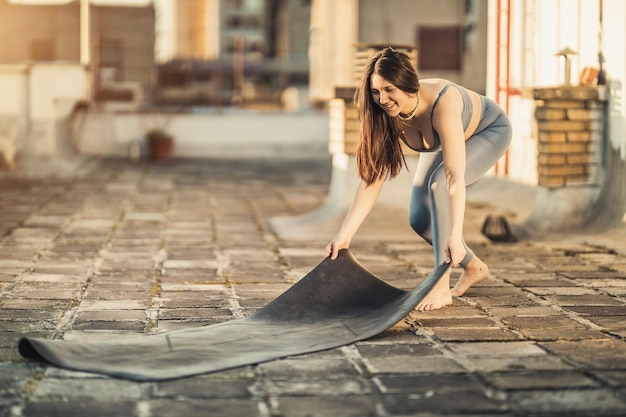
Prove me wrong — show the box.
[445,237,467,267]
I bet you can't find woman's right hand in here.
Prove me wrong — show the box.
[324,178,384,261]
[325,234,351,260]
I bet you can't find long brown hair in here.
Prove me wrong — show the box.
[354,47,419,185]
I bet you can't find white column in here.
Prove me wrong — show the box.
[309,0,358,104]
[154,0,177,62]
[80,0,90,66]
[205,0,220,59]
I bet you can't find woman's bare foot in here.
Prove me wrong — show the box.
[451,256,490,297]
[414,272,453,311]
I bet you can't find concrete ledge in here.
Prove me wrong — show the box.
[76,109,330,159]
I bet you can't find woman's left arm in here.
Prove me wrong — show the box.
[432,91,467,266]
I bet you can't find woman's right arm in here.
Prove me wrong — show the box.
[326,176,385,259]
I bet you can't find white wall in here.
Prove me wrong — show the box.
[509,0,622,105]
[603,0,626,122]
[0,63,89,159]
[76,110,330,159]
[0,65,28,116]
[0,65,29,151]
[29,64,89,120]
[27,64,89,157]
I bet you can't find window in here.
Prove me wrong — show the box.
[417,26,464,71]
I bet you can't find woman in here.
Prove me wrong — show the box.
[325,47,512,311]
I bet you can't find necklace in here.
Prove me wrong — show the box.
[397,96,419,121]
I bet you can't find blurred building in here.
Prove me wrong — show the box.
[154,0,311,107]
[170,0,219,60]
[308,0,489,105]
[0,0,155,90]
[156,0,308,66]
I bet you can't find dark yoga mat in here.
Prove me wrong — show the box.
[18,250,449,381]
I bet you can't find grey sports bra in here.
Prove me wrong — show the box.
[401,82,473,152]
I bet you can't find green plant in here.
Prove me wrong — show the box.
[146,128,173,141]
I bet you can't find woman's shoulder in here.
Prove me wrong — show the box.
[422,78,479,97]
[422,79,464,116]
[420,77,450,84]
[420,78,453,98]
[420,78,449,89]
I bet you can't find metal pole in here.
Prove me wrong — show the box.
[597,0,606,85]
[494,0,511,175]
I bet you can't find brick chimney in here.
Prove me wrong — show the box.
[532,86,607,187]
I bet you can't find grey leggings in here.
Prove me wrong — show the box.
[408,97,512,268]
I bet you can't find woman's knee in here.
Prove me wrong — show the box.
[408,204,429,235]
[491,114,513,150]
[408,189,430,237]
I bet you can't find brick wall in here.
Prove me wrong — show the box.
[533,86,607,187]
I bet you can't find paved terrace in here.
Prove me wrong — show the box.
[0,157,625,417]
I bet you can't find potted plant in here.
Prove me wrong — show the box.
[145,128,175,161]
[140,108,177,161]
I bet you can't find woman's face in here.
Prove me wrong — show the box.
[370,74,414,117]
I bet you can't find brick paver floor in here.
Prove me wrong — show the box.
[1,157,625,416]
